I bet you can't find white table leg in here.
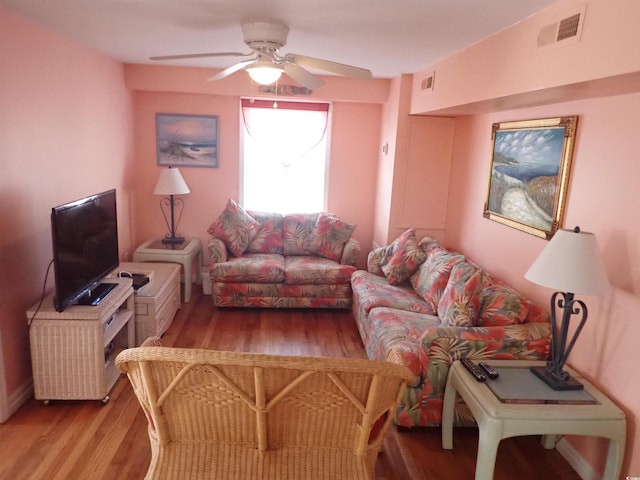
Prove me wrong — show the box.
[441,367,457,450]
[541,434,558,449]
[182,258,192,303]
[475,421,501,480]
[602,430,626,480]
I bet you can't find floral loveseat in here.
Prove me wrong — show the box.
[206,199,360,308]
[351,228,551,427]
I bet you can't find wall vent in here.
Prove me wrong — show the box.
[536,4,586,51]
[557,13,581,41]
[421,72,435,91]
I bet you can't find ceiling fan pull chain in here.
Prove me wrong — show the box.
[273,78,279,108]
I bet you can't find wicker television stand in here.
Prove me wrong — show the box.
[26,277,135,404]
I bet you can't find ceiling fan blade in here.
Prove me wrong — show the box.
[287,54,372,80]
[207,58,257,81]
[283,64,325,90]
[150,52,253,61]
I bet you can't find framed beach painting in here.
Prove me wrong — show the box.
[483,116,578,239]
[156,113,219,168]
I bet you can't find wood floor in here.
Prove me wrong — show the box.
[0,290,582,480]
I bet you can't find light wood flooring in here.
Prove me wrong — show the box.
[0,290,582,479]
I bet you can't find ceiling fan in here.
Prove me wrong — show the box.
[150,22,372,90]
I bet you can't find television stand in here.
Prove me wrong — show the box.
[25,278,135,403]
[77,282,118,306]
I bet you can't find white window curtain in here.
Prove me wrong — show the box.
[241,99,330,214]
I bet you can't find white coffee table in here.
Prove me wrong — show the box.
[442,360,626,480]
[132,238,203,303]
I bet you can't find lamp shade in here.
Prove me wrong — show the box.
[247,58,283,85]
[153,167,190,195]
[525,227,608,295]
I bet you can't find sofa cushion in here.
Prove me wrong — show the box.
[351,270,433,316]
[310,213,356,261]
[438,262,484,327]
[246,211,284,254]
[381,228,428,285]
[210,254,285,283]
[208,199,260,257]
[284,256,356,285]
[409,247,465,313]
[283,213,319,256]
[477,274,530,326]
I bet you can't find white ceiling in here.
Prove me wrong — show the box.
[1,0,557,79]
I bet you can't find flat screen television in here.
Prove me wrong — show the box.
[51,189,120,312]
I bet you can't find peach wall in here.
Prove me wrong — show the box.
[131,85,382,270]
[446,94,640,479]
[0,8,134,419]
[374,76,405,248]
[406,2,640,472]
[411,0,640,115]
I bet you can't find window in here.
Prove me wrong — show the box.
[241,99,330,214]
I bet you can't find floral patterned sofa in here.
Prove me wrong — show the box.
[206,199,360,308]
[351,228,552,427]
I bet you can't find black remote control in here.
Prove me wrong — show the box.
[478,362,499,379]
[460,358,486,382]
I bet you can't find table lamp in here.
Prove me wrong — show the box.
[153,167,190,245]
[525,226,608,390]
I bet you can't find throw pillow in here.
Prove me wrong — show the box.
[410,247,465,313]
[438,262,484,327]
[207,199,260,257]
[381,228,428,285]
[310,213,356,261]
[477,275,529,326]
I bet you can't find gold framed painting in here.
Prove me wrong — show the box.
[483,116,578,239]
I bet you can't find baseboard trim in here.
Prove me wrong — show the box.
[556,437,601,480]
[0,380,33,423]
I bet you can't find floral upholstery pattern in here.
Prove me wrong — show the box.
[437,262,484,327]
[311,213,356,261]
[477,273,530,326]
[245,211,284,254]
[409,247,465,314]
[351,270,434,317]
[211,254,285,283]
[283,213,319,256]
[208,199,260,257]
[208,205,360,309]
[359,306,439,382]
[381,228,428,285]
[284,256,356,285]
[351,237,551,427]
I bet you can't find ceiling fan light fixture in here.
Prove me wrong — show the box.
[247,64,283,85]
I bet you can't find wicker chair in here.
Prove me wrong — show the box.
[116,341,413,480]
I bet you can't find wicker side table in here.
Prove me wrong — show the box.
[115,262,181,345]
[132,238,203,303]
[26,278,135,404]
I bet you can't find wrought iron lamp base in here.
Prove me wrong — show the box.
[530,366,583,391]
[161,236,185,246]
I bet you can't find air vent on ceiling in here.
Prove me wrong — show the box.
[536,4,585,50]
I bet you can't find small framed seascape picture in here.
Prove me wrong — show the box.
[156,113,219,168]
[483,116,578,239]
